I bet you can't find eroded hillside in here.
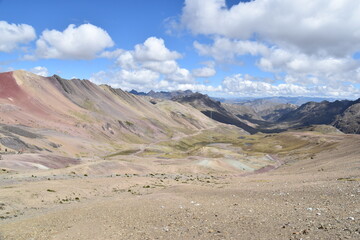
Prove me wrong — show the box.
[1,71,360,240]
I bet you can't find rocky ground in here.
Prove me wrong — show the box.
[0,132,359,240]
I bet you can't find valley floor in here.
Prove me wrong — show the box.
[0,133,360,240]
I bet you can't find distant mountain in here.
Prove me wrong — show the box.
[277,100,355,125]
[129,89,194,100]
[209,97,226,102]
[333,103,360,134]
[129,89,147,96]
[258,103,298,122]
[220,96,360,134]
[127,89,360,135]
[224,96,342,106]
[171,93,360,135]
[273,99,360,134]
[172,93,258,134]
[236,99,298,122]
[222,103,262,122]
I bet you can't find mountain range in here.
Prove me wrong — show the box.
[1,69,360,159]
[129,89,194,100]
[1,70,360,240]
[0,70,226,157]
[138,89,360,134]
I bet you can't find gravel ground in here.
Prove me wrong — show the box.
[0,134,359,240]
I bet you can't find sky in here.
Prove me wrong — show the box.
[1,0,360,99]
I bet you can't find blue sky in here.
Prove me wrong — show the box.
[1,0,360,98]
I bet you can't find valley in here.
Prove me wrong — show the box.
[0,71,359,239]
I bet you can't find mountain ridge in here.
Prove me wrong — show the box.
[0,70,234,156]
[1,70,360,139]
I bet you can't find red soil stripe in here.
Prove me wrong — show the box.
[0,72,48,116]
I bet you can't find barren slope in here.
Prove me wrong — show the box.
[0,70,228,164]
[0,131,359,240]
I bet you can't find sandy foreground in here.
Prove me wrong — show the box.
[0,134,360,240]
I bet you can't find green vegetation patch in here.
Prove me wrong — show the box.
[105,149,139,158]
[337,177,360,181]
[156,126,247,158]
[69,110,94,123]
[232,132,338,157]
[82,99,101,113]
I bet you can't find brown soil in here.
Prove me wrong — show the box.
[0,133,359,240]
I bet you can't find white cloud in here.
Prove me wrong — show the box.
[104,37,183,72]
[30,66,49,77]
[116,51,137,70]
[165,67,193,83]
[134,37,181,61]
[222,74,309,96]
[194,38,269,63]
[194,36,360,87]
[192,66,216,78]
[97,37,195,85]
[221,74,360,98]
[257,48,360,85]
[180,1,360,95]
[142,60,178,74]
[90,69,158,87]
[90,69,211,93]
[35,23,114,59]
[177,83,222,92]
[117,69,160,84]
[181,0,360,56]
[100,49,124,59]
[90,37,220,93]
[0,21,36,52]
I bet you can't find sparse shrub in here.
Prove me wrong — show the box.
[125,121,134,126]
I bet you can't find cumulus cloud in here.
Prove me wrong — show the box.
[222,74,308,96]
[221,74,360,98]
[115,51,137,70]
[257,48,360,85]
[177,83,222,92]
[166,67,193,83]
[179,0,360,97]
[134,37,181,61]
[100,49,124,59]
[192,67,216,78]
[181,0,360,56]
[91,69,221,93]
[34,23,114,59]
[0,21,36,52]
[30,66,49,77]
[121,37,190,82]
[97,37,195,87]
[195,37,360,86]
[117,69,160,84]
[91,37,223,92]
[142,60,178,75]
[194,38,269,63]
